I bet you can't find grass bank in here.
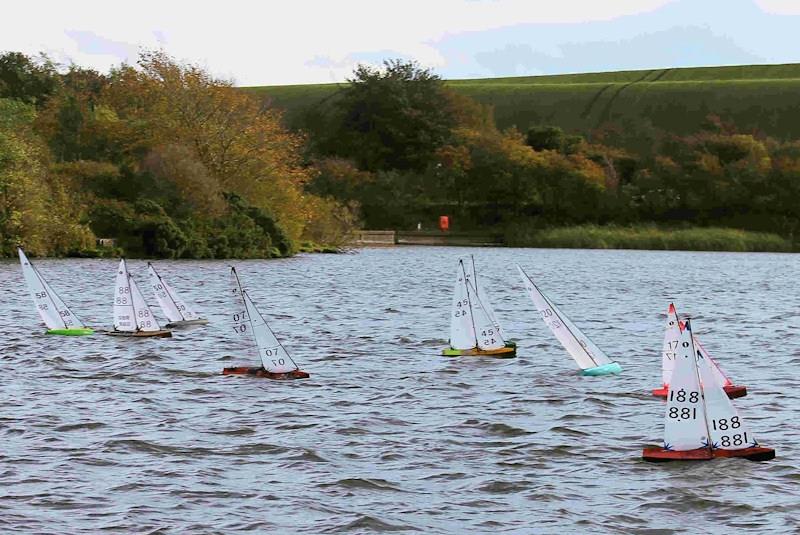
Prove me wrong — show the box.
[247,62,800,140]
[504,225,793,252]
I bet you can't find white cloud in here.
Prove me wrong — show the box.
[1,0,674,85]
[754,0,800,14]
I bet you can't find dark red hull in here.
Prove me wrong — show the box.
[651,384,747,400]
[643,446,775,462]
[222,367,309,380]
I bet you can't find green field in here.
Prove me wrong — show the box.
[246,63,800,138]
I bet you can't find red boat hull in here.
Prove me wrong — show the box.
[222,367,309,380]
[651,384,747,400]
[643,446,775,462]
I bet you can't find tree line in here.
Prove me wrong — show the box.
[0,51,354,258]
[296,60,800,244]
[3,53,800,257]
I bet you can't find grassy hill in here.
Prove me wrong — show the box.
[245,63,800,139]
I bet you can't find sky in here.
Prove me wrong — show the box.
[3,0,800,86]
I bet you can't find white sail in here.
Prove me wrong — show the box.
[114,259,136,332]
[661,303,681,386]
[449,260,477,350]
[129,275,161,331]
[697,345,757,450]
[242,290,297,373]
[462,255,503,336]
[517,265,611,370]
[18,248,85,330]
[662,321,710,451]
[114,259,161,332]
[467,279,505,350]
[148,263,200,322]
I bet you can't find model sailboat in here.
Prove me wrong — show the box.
[442,257,516,357]
[109,259,172,338]
[653,303,746,399]
[222,266,309,379]
[643,319,774,462]
[147,263,208,327]
[517,265,622,376]
[18,247,93,336]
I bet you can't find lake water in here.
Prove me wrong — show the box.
[1,247,799,534]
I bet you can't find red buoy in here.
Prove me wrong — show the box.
[222,366,310,380]
[652,384,747,399]
[642,446,775,462]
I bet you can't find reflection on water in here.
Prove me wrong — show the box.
[1,247,798,533]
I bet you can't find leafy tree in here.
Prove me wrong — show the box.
[0,52,60,106]
[330,59,460,172]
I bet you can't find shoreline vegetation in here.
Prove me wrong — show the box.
[503,225,792,253]
[4,53,800,257]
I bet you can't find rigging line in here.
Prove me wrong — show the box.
[149,263,186,321]
[520,266,599,367]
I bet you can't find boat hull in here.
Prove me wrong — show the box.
[651,384,747,400]
[642,446,775,462]
[166,318,209,328]
[46,328,94,336]
[442,343,516,358]
[106,329,172,338]
[222,366,310,380]
[581,361,623,376]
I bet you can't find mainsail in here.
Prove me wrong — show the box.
[662,320,709,451]
[517,265,612,370]
[18,248,86,330]
[148,263,200,323]
[449,260,477,350]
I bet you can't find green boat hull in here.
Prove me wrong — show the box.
[581,361,623,376]
[46,327,94,336]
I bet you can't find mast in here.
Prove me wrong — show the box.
[686,319,713,453]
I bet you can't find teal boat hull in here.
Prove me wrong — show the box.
[581,362,623,376]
